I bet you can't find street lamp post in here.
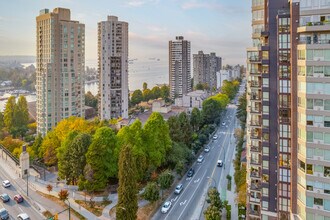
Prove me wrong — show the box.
[66,199,71,220]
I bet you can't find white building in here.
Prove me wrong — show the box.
[174,90,208,111]
[169,36,191,98]
[216,70,230,89]
[98,16,129,120]
[36,8,85,136]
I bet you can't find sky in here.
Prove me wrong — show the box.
[0,0,251,67]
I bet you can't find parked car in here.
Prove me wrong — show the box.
[17,213,30,220]
[14,194,24,203]
[213,135,218,140]
[197,155,204,163]
[161,201,172,213]
[174,184,183,194]
[187,168,195,177]
[222,122,226,126]
[0,208,8,220]
[217,160,223,167]
[2,180,10,188]
[204,147,210,153]
[0,194,9,203]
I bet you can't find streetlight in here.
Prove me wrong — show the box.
[66,198,71,220]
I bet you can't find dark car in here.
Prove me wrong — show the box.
[0,194,9,203]
[187,168,194,177]
[0,208,8,220]
[14,194,24,203]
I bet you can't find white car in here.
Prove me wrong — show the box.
[204,147,210,153]
[17,213,30,220]
[161,201,172,213]
[2,180,10,188]
[222,122,226,126]
[213,135,218,140]
[174,184,183,194]
[197,155,204,163]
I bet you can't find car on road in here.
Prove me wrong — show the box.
[204,147,210,153]
[222,122,226,126]
[187,168,194,177]
[161,201,172,213]
[217,160,223,167]
[0,208,8,220]
[174,184,183,194]
[17,213,30,220]
[213,135,218,140]
[0,194,9,203]
[14,194,24,203]
[197,155,204,163]
[2,180,10,188]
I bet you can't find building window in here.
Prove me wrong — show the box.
[315,198,324,206]
[307,164,313,175]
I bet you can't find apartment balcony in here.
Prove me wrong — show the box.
[249,192,261,203]
[249,207,261,217]
[250,167,261,179]
[250,119,261,127]
[250,92,261,101]
[250,128,261,140]
[298,22,330,33]
[248,56,261,63]
[249,71,262,76]
[250,107,261,114]
[299,39,330,45]
[250,144,261,153]
[250,180,262,191]
[250,80,261,88]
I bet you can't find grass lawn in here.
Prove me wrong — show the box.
[75,200,111,217]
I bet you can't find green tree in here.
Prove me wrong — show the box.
[143,88,152,101]
[130,89,143,105]
[40,131,61,166]
[117,145,138,220]
[58,132,91,185]
[204,187,223,220]
[236,92,247,129]
[143,82,148,91]
[202,94,229,124]
[151,86,161,99]
[4,96,16,130]
[13,95,29,137]
[85,127,118,190]
[165,142,191,169]
[167,116,182,143]
[0,112,4,130]
[178,112,193,146]
[160,85,170,101]
[117,120,148,181]
[195,83,204,90]
[144,112,172,167]
[190,107,202,131]
[143,182,160,202]
[85,91,98,109]
[31,134,43,158]
[158,169,174,191]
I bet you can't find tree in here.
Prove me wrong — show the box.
[143,88,152,101]
[167,116,182,143]
[178,112,193,146]
[31,134,43,158]
[46,184,53,194]
[58,132,91,185]
[85,91,98,109]
[158,169,174,191]
[160,85,170,101]
[143,82,148,91]
[143,182,160,202]
[190,107,202,131]
[15,95,29,127]
[117,145,138,220]
[236,92,247,129]
[85,127,118,190]
[58,189,69,201]
[143,112,172,167]
[195,83,204,90]
[202,94,229,124]
[151,86,161,99]
[165,142,191,170]
[204,187,223,220]
[0,112,4,130]
[40,131,61,166]
[131,89,143,105]
[4,96,16,130]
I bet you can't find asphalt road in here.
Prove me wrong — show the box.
[0,167,43,220]
[152,104,239,220]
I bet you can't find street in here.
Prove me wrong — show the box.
[152,105,239,220]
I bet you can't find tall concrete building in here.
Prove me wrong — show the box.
[246,0,330,219]
[36,8,85,136]
[193,51,221,90]
[169,36,191,98]
[98,16,128,120]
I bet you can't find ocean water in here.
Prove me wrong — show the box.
[22,59,169,93]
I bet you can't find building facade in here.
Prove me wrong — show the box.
[169,36,191,98]
[98,16,129,120]
[36,8,85,136]
[193,51,221,90]
[247,0,330,219]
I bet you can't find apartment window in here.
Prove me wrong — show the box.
[263,92,269,101]
[326,100,330,110]
[263,78,269,87]
[262,174,269,183]
[307,164,313,175]
[263,105,269,114]
[262,188,269,197]
[315,198,324,206]
[263,119,269,128]
[325,116,330,127]
[262,201,269,210]
[263,147,269,156]
[306,180,313,191]
[325,166,330,177]
[263,160,269,169]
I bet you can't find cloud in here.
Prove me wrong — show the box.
[181,0,248,14]
[126,0,159,7]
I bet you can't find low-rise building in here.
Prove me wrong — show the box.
[152,99,171,113]
[174,90,208,111]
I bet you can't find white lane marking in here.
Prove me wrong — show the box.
[179,200,187,206]
[18,206,24,213]
[194,178,200,184]
[177,170,207,220]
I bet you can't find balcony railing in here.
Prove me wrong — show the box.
[250,170,261,178]
[248,56,261,63]
[300,39,330,45]
[249,208,261,216]
[302,21,330,27]
[251,159,261,166]
[250,81,261,88]
[251,107,261,113]
[251,120,261,127]
[250,145,261,152]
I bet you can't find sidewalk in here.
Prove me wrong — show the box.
[227,146,238,219]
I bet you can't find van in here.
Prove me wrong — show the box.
[217,160,223,167]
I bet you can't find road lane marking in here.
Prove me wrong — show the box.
[179,200,187,206]
[177,170,207,220]
[193,178,200,183]
[18,206,24,213]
